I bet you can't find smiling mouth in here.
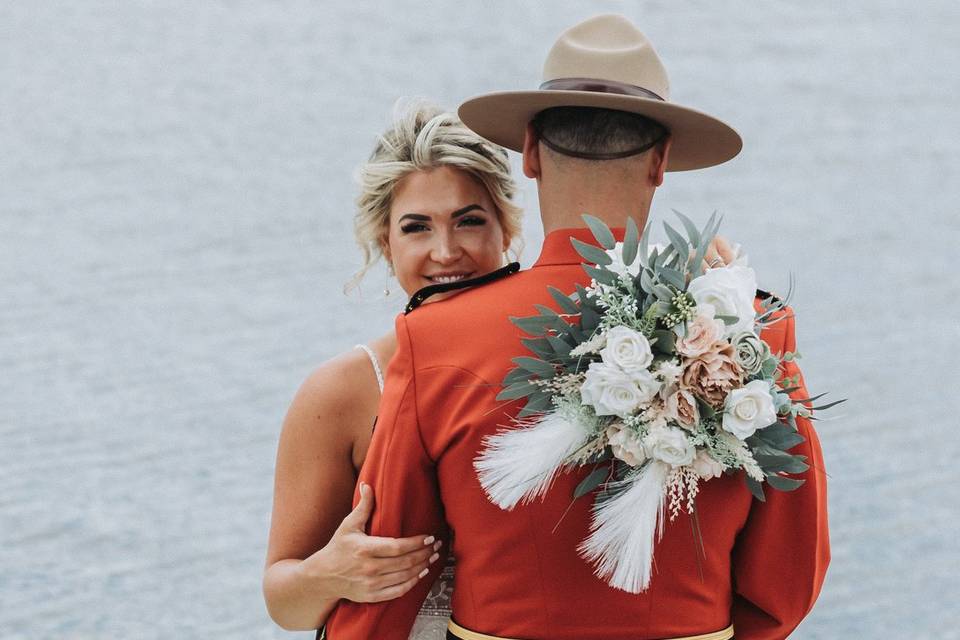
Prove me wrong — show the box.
[427,272,473,284]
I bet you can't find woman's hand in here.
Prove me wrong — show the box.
[702,234,739,270]
[302,483,442,604]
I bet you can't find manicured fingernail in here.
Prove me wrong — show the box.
[429,553,440,563]
[433,540,442,551]
[423,536,435,546]
[418,568,429,579]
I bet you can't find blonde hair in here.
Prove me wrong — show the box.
[349,100,522,290]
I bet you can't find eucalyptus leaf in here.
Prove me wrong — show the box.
[584,264,620,287]
[671,209,701,247]
[691,211,720,276]
[571,238,613,266]
[521,337,554,360]
[639,268,655,294]
[501,367,528,386]
[745,475,766,502]
[637,221,651,268]
[511,315,552,336]
[653,284,674,301]
[574,466,609,499]
[518,392,553,418]
[696,397,718,419]
[663,222,690,264]
[548,286,580,314]
[659,266,686,290]
[650,329,676,353]
[582,214,616,249]
[547,334,573,356]
[512,356,557,378]
[765,475,805,492]
[496,380,538,401]
[580,305,600,332]
[622,217,640,266]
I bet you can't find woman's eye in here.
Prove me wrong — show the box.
[400,222,429,234]
[458,216,487,227]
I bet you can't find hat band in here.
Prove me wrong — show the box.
[539,77,664,101]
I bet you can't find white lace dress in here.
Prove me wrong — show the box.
[356,345,454,640]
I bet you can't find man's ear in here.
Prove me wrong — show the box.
[522,122,541,179]
[650,136,672,187]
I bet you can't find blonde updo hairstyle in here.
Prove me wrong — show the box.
[350,101,522,290]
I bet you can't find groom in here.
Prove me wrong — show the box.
[327,14,828,640]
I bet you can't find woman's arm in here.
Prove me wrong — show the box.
[262,354,441,631]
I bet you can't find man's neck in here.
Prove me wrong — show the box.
[539,187,654,235]
[535,152,658,235]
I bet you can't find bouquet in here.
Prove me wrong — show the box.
[474,212,841,593]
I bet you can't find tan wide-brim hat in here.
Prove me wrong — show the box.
[458,14,742,172]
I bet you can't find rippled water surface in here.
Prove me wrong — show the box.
[2,1,958,637]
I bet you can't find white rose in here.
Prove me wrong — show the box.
[643,426,696,468]
[599,326,654,373]
[606,424,646,467]
[722,379,779,440]
[687,265,758,336]
[692,450,725,479]
[581,363,660,417]
[605,242,668,278]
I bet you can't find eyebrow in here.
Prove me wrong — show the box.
[398,204,485,223]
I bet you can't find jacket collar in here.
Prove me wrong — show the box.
[533,226,627,267]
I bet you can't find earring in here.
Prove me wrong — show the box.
[384,264,394,297]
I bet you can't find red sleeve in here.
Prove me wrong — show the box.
[731,310,831,639]
[325,313,448,640]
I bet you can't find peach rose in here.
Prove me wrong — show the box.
[681,341,744,409]
[666,388,700,428]
[676,309,726,358]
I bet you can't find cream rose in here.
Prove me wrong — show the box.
[600,326,654,373]
[643,426,696,468]
[606,424,646,466]
[581,363,660,418]
[722,379,778,440]
[692,450,725,479]
[677,310,726,358]
[687,265,758,336]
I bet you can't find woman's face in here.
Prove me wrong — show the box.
[384,166,509,298]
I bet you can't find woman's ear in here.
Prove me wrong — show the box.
[522,122,541,179]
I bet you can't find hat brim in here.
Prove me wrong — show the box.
[458,90,742,172]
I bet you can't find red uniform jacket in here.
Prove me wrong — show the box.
[327,227,829,640]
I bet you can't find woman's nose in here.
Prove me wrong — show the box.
[430,231,463,264]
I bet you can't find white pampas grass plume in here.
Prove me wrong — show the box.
[578,460,670,593]
[475,411,589,510]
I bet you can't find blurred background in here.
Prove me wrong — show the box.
[2,1,957,637]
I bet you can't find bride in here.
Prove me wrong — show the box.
[262,101,523,639]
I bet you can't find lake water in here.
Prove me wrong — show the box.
[2,1,958,637]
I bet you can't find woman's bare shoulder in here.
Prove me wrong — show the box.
[280,347,383,451]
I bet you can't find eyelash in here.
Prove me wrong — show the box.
[399,216,487,234]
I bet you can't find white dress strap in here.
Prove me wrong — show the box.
[354,344,385,393]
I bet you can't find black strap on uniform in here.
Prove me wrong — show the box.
[404,262,520,314]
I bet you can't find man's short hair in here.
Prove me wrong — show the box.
[532,107,669,160]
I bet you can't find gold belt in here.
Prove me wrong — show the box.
[447,619,734,640]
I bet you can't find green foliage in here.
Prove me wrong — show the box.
[574,466,610,499]
[583,214,616,249]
